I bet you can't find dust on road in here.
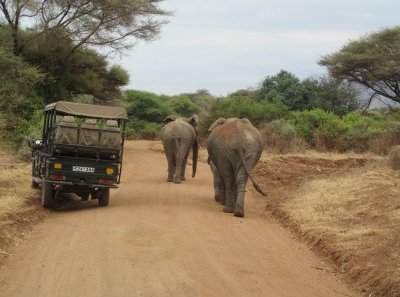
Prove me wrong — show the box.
[0,141,357,297]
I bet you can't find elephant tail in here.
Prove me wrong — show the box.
[237,149,267,196]
[192,138,198,178]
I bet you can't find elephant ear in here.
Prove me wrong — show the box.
[187,115,198,127]
[162,115,178,125]
[207,118,227,133]
[240,118,252,125]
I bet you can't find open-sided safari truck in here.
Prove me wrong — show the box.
[30,101,128,208]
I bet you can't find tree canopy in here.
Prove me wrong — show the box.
[258,70,309,110]
[303,76,360,116]
[0,0,170,56]
[319,26,400,106]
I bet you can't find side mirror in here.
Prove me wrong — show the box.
[30,138,43,149]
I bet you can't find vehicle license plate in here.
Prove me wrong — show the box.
[72,166,95,173]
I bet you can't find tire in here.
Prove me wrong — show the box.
[81,193,90,201]
[31,180,40,189]
[41,180,54,208]
[98,188,110,207]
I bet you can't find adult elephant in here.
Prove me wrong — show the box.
[161,116,199,183]
[207,118,266,217]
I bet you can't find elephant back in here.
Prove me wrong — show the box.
[161,119,195,140]
[209,119,262,148]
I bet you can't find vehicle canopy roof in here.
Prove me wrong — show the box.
[45,101,128,120]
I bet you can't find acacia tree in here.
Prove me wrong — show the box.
[319,27,400,108]
[0,0,170,56]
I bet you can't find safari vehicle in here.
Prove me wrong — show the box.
[30,101,128,208]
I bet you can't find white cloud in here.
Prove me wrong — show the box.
[115,0,400,95]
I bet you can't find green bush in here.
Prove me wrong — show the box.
[262,119,307,153]
[288,109,347,150]
[199,97,287,134]
[165,96,201,117]
[126,117,162,140]
[125,90,173,122]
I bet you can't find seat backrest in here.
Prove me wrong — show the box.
[100,120,121,149]
[54,116,78,145]
[78,119,100,146]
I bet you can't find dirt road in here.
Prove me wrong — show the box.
[0,141,357,297]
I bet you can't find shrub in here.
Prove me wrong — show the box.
[126,118,162,140]
[389,145,400,170]
[370,122,400,155]
[288,109,347,150]
[198,98,287,134]
[125,90,172,122]
[262,119,307,153]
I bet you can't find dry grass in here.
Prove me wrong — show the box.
[0,143,45,262]
[389,145,400,170]
[253,153,400,296]
[283,168,400,295]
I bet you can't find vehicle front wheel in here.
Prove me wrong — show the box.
[98,188,110,207]
[41,180,54,208]
[31,180,40,189]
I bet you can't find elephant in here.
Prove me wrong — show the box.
[207,117,266,217]
[161,116,199,183]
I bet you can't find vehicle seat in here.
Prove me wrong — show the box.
[78,119,100,147]
[54,116,78,148]
[100,120,121,149]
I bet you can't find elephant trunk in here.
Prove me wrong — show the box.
[192,138,198,178]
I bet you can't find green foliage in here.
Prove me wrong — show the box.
[288,109,347,150]
[126,118,162,140]
[320,26,400,105]
[165,96,201,117]
[125,90,173,122]
[0,46,45,139]
[259,70,308,110]
[20,32,129,103]
[303,76,360,116]
[199,97,287,134]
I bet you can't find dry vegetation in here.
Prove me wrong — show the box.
[389,145,400,170]
[2,140,400,296]
[253,152,400,296]
[0,144,46,263]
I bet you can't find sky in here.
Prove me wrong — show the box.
[116,0,400,96]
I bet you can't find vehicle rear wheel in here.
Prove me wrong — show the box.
[41,180,54,208]
[98,188,110,207]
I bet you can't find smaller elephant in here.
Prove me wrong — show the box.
[207,117,266,217]
[161,116,199,183]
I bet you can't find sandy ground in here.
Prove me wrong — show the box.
[0,141,358,297]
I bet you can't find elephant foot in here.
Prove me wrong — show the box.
[223,206,234,213]
[174,178,181,184]
[167,177,173,182]
[180,176,186,181]
[221,198,226,206]
[234,208,244,218]
[214,193,221,203]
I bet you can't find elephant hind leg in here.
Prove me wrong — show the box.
[164,142,175,182]
[234,174,248,217]
[222,177,235,213]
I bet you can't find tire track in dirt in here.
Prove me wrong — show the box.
[0,141,357,297]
